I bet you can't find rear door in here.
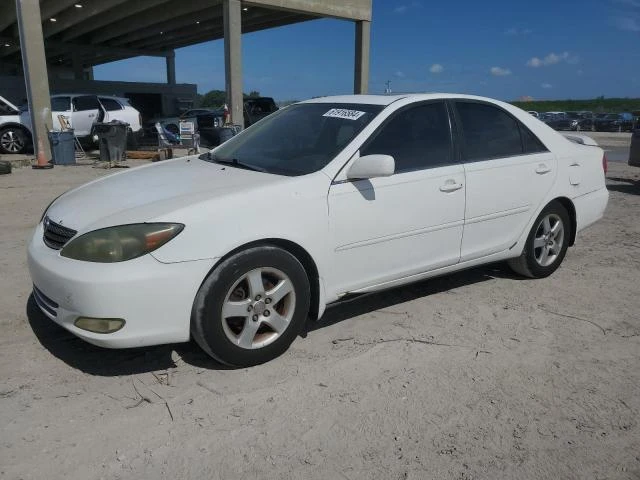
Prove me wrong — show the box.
[71,95,102,137]
[453,100,556,262]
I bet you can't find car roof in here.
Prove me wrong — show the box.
[301,93,524,106]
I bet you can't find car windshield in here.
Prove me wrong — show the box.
[206,103,384,176]
[51,96,71,111]
[566,112,580,119]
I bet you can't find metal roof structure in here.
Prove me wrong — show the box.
[4,0,372,163]
[0,0,371,69]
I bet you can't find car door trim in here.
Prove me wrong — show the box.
[464,205,530,225]
[335,219,465,251]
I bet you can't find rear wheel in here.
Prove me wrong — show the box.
[191,246,310,367]
[0,126,28,154]
[508,201,571,278]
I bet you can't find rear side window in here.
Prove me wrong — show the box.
[99,98,123,111]
[73,96,101,112]
[521,125,547,153]
[455,101,522,161]
[361,101,453,172]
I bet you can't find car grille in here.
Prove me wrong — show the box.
[33,285,59,318]
[43,216,77,250]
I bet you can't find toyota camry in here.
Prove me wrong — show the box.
[28,94,609,366]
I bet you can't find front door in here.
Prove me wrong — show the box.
[328,101,466,294]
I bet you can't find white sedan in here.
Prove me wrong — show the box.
[28,94,609,366]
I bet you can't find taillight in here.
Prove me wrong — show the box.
[602,153,608,175]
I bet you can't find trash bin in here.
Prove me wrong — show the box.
[48,130,76,165]
[217,125,241,145]
[630,128,640,167]
[94,121,129,162]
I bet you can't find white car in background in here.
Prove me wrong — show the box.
[28,94,608,367]
[0,94,142,154]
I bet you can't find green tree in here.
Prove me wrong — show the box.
[199,90,227,108]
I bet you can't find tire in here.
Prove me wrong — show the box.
[508,201,571,278]
[0,126,28,154]
[191,246,311,367]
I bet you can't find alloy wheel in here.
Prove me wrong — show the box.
[0,129,24,153]
[221,267,296,349]
[533,213,564,267]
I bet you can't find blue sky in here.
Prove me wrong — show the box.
[94,0,640,102]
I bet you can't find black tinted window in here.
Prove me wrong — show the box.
[521,125,547,153]
[51,97,71,111]
[456,102,522,161]
[362,102,452,172]
[99,98,122,111]
[73,96,100,112]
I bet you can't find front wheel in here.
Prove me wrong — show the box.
[508,201,571,278]
[191,246,310,367]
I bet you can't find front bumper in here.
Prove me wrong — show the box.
[27,222,216,348]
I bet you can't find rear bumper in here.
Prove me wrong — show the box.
[574,187,609,235]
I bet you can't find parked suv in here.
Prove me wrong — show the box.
[0,95,28,154]
[0,93,142,154]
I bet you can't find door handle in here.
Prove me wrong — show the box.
[535,164,551,174]
[439,181,463,192]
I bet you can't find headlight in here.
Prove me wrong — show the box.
[61,223,184,263]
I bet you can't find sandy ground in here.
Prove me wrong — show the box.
[0,145,639,480]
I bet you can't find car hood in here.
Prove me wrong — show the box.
[46,156,290,232]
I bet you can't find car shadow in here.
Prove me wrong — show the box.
[607,176,640,196]
[26,263,521,375]
[304,263,519,334]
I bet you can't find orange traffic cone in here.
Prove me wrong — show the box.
[32,136,53,169]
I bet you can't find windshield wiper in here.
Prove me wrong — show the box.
[200,151,265,172]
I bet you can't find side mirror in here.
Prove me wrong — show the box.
[346,154,395,180]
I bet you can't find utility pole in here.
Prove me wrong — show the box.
[384,80,392,94]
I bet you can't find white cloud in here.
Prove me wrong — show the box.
[490,66,512,76]
[526,51,578,67]
[394,2,421,13]
[394,71,405,78]
[612,16,640,31]
[541,83,553,89]
[429,63,444,74]
[612,0,640,7]
[505,27,532,36]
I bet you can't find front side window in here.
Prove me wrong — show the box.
[455,101,524,161]
[210,103,383,176]
[361,102,453,172]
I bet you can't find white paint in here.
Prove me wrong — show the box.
[27,93,609,351]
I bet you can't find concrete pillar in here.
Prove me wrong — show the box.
[72,52,84,80]
[15,0,52,161]
[223,0,243,128]
[354,20,370,94]
[166,50,176,85]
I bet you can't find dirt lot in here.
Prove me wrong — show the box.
[1,145,639,480]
